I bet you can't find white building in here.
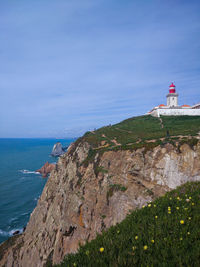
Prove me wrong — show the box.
[148,83,200,117]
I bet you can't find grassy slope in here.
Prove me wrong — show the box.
[73,115,200,166]
[82,115,200,150]
[55,182,200,267]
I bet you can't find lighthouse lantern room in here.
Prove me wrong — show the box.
[166,83,178,107]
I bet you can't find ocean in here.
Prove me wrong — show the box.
[0,138,75,244]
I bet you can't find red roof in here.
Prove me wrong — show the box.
[169,82,175,88]
[159,104,165,107]
[169,82,176,93]
[181,104,190,107]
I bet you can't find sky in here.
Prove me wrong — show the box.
[0,0,200,138]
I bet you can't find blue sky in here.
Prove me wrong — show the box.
[0,0,200,138]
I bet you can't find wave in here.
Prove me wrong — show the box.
[9,228,24,235]
[9,213,29,224]
[0,229,8,236]
[0,228,23,237]
[19,169,40,175]
[9,216,18,223]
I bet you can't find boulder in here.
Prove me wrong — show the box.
[36,162,55,178]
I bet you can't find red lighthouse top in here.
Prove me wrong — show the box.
[169,82,176,93]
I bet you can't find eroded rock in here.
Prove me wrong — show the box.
[1,140,200,267]
[36,162,55,178]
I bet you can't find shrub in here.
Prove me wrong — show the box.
[54,182,200,267]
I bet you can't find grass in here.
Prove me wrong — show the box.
[78,115,200,165]
[161,116,200,137]
[83,115,200,147]
[53,181,200,267]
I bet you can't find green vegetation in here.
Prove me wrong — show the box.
[108,183,127,193]
[95,166,109,174]
[54,182,200,267]
[79,115,200,165]
[161,116,200,137]
[106,184,127,204]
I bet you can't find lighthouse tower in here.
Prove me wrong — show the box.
[166,83,178,107]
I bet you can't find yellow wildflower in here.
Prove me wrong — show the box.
[169,197,172,200]
[189,196,192,200]
[177,196,180,200]
[155,215,158,219]
[192,203,195,206]
[142,205,145,208]
[180,237,183,241]
[187,232,190,235]
[99,247,104,253]
[168,211,171,214]
[148,204,151,207]
[176,207,179,210]
[135,235,138,240]
[154,204,156,207]
[117,230,120,234]
[132,246,136,251]
[143,245,148,250]
[180,220,184,224]
[151,239,155,243]
[168,206,171,210]
[188,217,191,220]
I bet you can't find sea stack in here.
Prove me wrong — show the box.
[36,162,55,178]
[51,142,65,157]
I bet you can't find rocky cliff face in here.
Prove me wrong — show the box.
[1,140,200,267]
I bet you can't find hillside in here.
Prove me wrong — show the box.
[74,115,200,160]
[0,115,200,267]
[55,181,200,267]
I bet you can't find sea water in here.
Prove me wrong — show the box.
[0,138,75,244]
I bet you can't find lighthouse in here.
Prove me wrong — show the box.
[147,82,200,117]
[166,83,178,107]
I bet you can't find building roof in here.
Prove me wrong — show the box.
[181,104,190,107]
[169,82,175,88]
[169,82,176,93]
[192,103,200,109]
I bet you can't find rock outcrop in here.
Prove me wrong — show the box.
[36,162,55,178]
[1,140,200,267]
[51,142,66,157]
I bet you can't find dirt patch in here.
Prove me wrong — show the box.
[111,139,121,146]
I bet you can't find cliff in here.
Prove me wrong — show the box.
[1,115,200,266]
